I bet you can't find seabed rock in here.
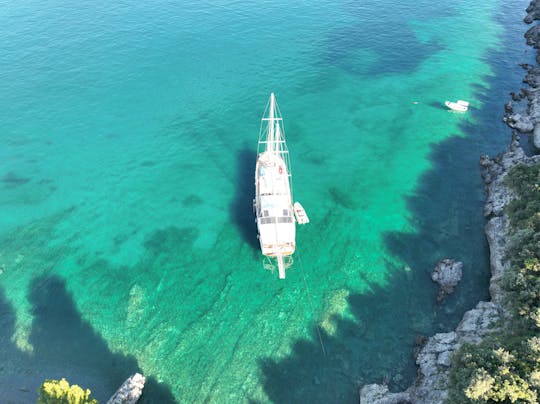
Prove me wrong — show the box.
[431,259,463,303]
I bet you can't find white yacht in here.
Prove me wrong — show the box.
[254,93,308,279]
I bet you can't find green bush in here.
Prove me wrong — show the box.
[37,378,98,404]
[504,162,540,330]
[448,337,539,403]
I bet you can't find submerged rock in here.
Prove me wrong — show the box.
[510,90,526,101]
[431,259,463,303]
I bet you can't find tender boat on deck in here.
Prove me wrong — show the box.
[293,202,309,224]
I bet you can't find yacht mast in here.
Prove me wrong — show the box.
[268,92,276,153]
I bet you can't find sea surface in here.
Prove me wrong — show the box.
[0,0,533,402]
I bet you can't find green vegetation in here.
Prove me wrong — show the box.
[448,336,540,403]
[504,163,540,330]
[447,162,540,403]
[37,378,98,404]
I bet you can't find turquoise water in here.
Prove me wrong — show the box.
[0,0,531,402]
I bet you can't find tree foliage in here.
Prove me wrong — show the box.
[504,163,540,329]
[448,337,540,403]
[37,378,98,404]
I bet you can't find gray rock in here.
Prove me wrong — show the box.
[431,259,463,302]
[504,113,534,132]
[359,384,412,404]
[107,373,145,404]
[437,351,453,367]
[526,0,537,14]
[482,136,524,218]
[530,93,540,120]
[534,123,540,149]
[525,67,540,88]
[485,217,510,302]
[524,1,540,23]
[456,301,501,343]
[525,24,540,48]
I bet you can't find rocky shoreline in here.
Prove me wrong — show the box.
[504,0,540,150]
[359,2,540,402]
[360,138,538,404]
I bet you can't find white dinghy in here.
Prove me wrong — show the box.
[445,99,469,112]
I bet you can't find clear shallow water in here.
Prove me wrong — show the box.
[0,0,531,402]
